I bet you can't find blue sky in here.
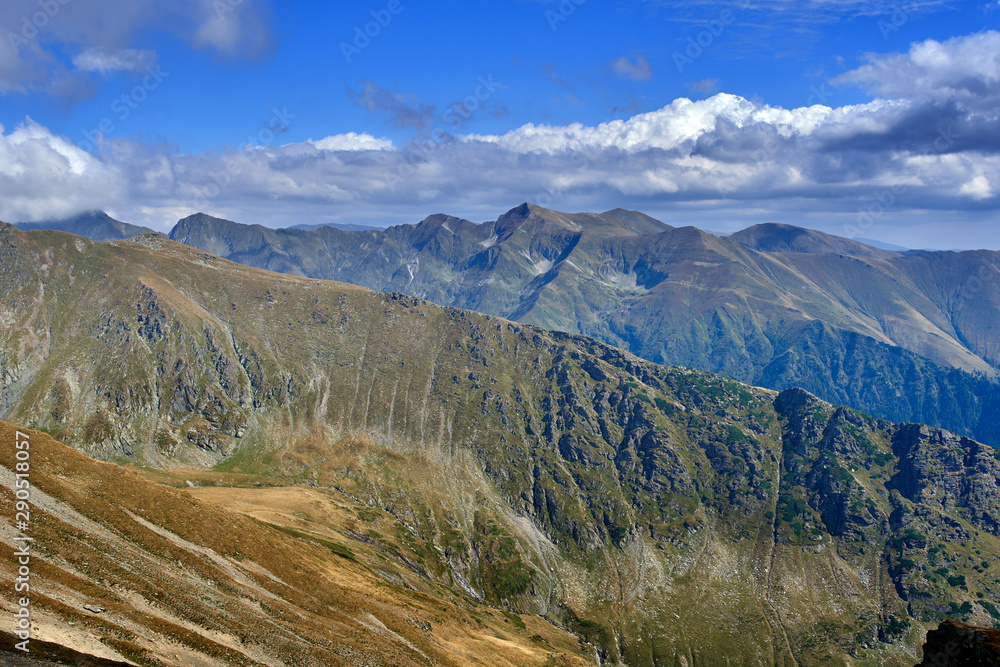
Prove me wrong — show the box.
[0,0,998,249]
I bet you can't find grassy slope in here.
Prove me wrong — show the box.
[1,225,999,664]
[0,421,595,666]
[166,207,1000,446]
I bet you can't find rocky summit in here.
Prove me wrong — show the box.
[2,223,1000,665]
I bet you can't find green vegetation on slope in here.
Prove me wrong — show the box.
[165,205,1000,447]
[2,223,999,665]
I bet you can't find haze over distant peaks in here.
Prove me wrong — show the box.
[287,221,382,232]
[856,237,911,252]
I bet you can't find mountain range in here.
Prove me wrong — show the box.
[2,222,1000,664]
[154,204,1000,448]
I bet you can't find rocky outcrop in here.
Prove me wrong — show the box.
[915,620,1000,666]
[889,424,1000,536]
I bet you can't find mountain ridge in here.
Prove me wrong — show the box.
[160,204,1000,447]
[0,420,595,666]
[729,221,900,259]
[14,211,155,242]
[3,224,1000,664]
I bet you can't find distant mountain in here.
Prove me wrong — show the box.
[288,221,382,231]
[3,223,1000,665]
[857,237,912,252]
[15,210,155,241]
[167,204,1000,446]
[729,222,899,259]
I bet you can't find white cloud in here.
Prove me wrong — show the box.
[2,29,999,242]
[0,120,126,221]
[3,81,997,232]
[310,133,394,152]
[464,94,840,154]
[72,48,157,74]
[833,31,1000,105]
[960,174,995,200]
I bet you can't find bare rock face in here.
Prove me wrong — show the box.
[889,424,1000,536]
[915,620,1000,666]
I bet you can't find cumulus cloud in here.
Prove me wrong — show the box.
[3,82,998,232]
[464,94,836,154]
[610,55,653,81]
[2,29,999,243]
[833,31,1000,105]
[0,120,126,221]
[310,133,394,152]
[828,31,1000,155]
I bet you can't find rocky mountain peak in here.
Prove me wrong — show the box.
[494,202,670,238]
[173,212,239,231]
[493,202,581,235]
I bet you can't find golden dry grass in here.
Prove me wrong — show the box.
[0,420,596,666]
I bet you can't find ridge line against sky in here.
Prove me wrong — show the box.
[0,0,998,249]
